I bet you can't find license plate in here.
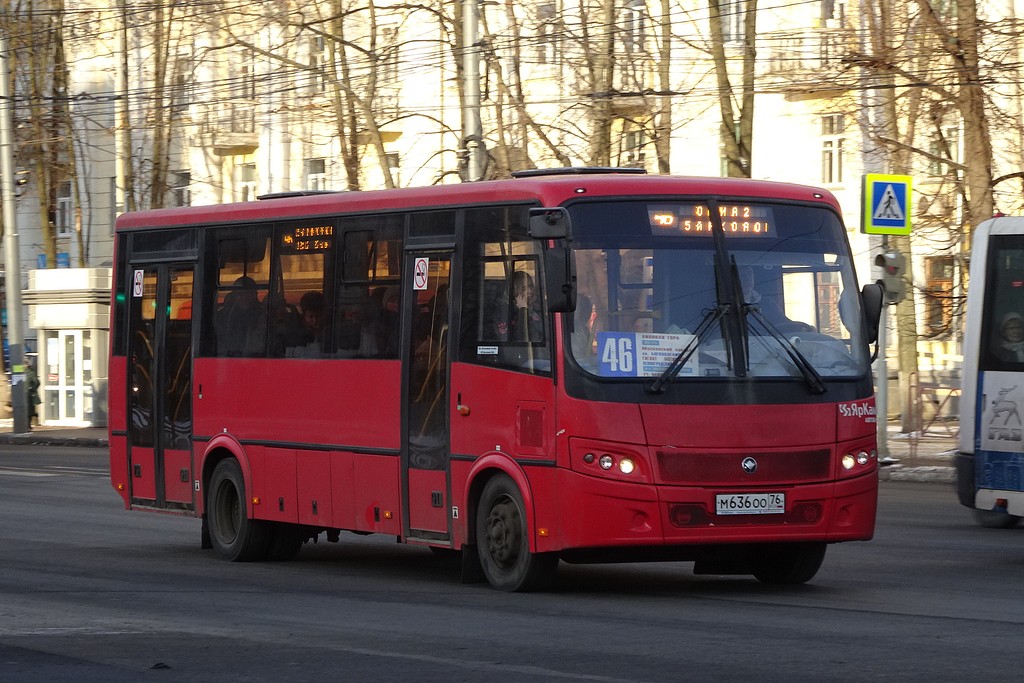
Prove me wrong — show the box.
[715,492,786,515]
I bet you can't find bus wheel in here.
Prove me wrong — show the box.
[972,509,1024,529]
[207,459,269,562]
[476,474,557,592]
[751,543,826,585]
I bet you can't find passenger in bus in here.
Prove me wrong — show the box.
[995,312,1024,362]
[284,290,325,356]
[511,270,543,342]
[572,292,596,360]
[739,266,812,334]
[215,276,267,357]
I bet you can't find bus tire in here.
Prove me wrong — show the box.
[476,474,558,592]
[207,459,270,562]
[751,542,826,585]
[972,508,1024,529]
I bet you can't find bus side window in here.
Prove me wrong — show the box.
[203,229,272,358]
[336,215,403,359]
[460,205,550,375]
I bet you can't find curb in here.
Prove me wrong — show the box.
[879,465,955,484]
[0,434,108,448]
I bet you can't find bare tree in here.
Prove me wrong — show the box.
[707,0,756,178]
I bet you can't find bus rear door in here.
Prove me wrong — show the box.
[126,262,195,511]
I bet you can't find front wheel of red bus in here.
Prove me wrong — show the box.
[751,542,827,585]
[476,474,558,592]
[207,458,270,562]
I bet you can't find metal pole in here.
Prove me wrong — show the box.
[876,235,890,460]
[0,36,28,434]
[462,0,483,181]
[876,302,890,459]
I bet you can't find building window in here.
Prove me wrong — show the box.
[309,36,328,93]
[929,125,959,176]
[172,171,191,207]
[623,0,647,53]
[305,158,327,191]
[385,152,401,185]
[821,0,845,22]
[925,256,955,334]
[821,114,845,184]
[379,27,399,89]
[536,3,557,64]
[56,181,73,236]
[719,0,744,44]
[238,48,256,100]
[236,163,257,202]
[172,55,193,113]
[621,128,647,167]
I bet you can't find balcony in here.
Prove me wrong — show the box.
[760,28,858,94]
[196,102,258,155]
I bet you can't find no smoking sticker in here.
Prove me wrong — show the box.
[413,257,429,290]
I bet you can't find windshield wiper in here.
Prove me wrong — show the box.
[744,306,827,394]
[647,303,728,394]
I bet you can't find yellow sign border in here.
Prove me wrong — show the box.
[861,173,912,235]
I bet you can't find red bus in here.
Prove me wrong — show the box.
[109,168,883,591]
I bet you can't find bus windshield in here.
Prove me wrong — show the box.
[567,200,869,383]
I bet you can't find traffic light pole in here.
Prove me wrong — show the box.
[876,299,890,459]
[875,235,890,460]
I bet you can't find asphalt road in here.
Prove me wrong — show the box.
[2,445,1022,682]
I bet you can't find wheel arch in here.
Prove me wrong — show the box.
[463,453,536,551]
[198,435,252,518]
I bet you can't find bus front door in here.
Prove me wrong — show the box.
[403,252,453,541]
[126,263,195,511]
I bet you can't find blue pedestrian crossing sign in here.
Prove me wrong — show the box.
[862,173,912,235]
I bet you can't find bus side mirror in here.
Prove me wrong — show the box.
[529,208,571,240]
[544,246,577,313]
[861,282,884,345]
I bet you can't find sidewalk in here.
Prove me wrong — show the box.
[878,421,959,484]
[0,418,960,483]
[0,419,108,447]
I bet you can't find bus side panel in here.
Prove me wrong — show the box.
[973,370,1024,514]
[296,451,332,526]
[109,433,130,508]
[163,448,194,505]
[109,357,129,505]
[351,455,402,535]
[192,357,401,455]
[449,363,644,467]
[250,446,298,524]
[408,469,448,534]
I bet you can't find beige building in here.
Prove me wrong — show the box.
[7,0,1024,424]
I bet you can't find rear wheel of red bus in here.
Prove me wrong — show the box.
[476,474,558,592]
[750,542,827,585]
[207,459,271,562]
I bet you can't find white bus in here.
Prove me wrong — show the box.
[957,216,1024,528]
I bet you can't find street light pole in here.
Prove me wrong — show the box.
[0,36,28,433]
[461,0,484,181]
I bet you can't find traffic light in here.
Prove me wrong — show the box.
[875,250,907,304]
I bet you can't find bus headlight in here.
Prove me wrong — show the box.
[570,439,650,483]
[842,454,856,470]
